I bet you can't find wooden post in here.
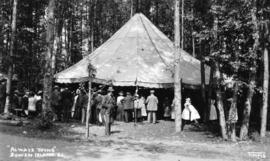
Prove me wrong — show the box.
[86,70,92,138]
[86,62,95,138]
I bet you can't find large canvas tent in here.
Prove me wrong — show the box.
[55,13,210,88]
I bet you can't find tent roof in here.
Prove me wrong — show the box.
[55,13,210,88]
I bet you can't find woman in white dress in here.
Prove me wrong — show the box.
[28,91,42,119]
[139,96,147,121]
[209,99,217,121]
[182,98,200,130]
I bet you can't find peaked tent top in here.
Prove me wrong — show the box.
[55,13,210,88]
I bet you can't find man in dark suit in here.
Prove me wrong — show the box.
[123,92,134,123]
[101,87,116,136]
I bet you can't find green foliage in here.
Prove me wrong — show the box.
[0,0,269,94]
[35,111,54,130]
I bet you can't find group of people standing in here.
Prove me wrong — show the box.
[0,80,204,135]
[115,89,159,124]
[0,84,43,119]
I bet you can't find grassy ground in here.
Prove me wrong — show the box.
[0,119,269,161]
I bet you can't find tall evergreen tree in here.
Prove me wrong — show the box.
[4,0,18,114]
[42,0,55,114]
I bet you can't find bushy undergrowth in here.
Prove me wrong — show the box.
[35,111,54,130]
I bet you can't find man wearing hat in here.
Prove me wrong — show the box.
[101,86,116,135]
[11,89,20,113]
[146,90,159,124]
[51,86,61,121]
[122,91,134,123]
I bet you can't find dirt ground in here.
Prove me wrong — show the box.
[0,120,269,161]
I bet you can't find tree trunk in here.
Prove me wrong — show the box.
[207,65,214,120]
[52,19,63,75]
[90,0,96,53]
[4,0,18,114]
[200,44,206,122]
[174,0,182,132]
[42,0,55,114]
[181,0,184,49]
[86,76,92,138]
[240,72,256,140]
[215,62,228,139]
[260,47,269,137]
[228,81,239,142]
[130,0,133,18]
[191,7,195,57]
[240,1,259,140]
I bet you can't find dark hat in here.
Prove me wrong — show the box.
[107,87,114,92]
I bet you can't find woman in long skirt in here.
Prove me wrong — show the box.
[139,96,147,121]
[182,98,200,130]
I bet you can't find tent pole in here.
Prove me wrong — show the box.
[86,63,94,138]
[86,78,92,138]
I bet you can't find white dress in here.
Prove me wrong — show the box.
[139,97,147,117]
[209,104,217,120]
[182,103,200,121]
[28,95,41,111]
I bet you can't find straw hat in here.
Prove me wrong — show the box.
[119,91,123,95]
[107,87,114,92]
